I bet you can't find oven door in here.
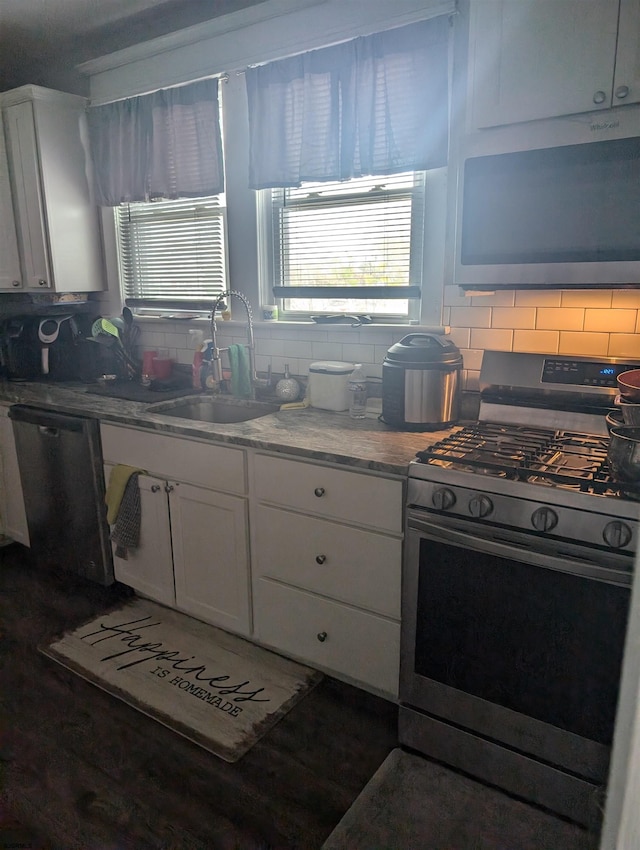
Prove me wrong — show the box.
[400,511,632,788]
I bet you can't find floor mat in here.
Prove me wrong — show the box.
[322,749,597,850]
[40,598,322,763]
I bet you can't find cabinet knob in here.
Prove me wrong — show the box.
[11,280,20,288]
[615,85,630,100]
[316,631,328,642]
[315,554,327,565]
[164,483,174,493]
[151,484,161,493]
[37,279,48,287]
[593,90,607,104]
[314,487,325,497]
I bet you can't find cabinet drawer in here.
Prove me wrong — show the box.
[100,424,246,494]
[253,504,401,618]
[254,454,402,533]
[253,578,400,699]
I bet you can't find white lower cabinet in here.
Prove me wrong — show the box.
[0,404,29,545]
[101,425,251,636]
[251,453,403,699]
[103,468,175,608]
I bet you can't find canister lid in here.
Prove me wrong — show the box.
[309,361,355,374]
[384,333,462,365]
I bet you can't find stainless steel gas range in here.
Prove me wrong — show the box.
[399,351,640,828]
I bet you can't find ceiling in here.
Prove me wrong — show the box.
[0,0,268,93]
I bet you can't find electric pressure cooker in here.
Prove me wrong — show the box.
[381,333,462,430]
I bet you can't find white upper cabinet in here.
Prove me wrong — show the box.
[467,0,640,131]
[2,86,104,293]
[0,112,22,291]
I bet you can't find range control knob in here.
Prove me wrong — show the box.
[603,521,633,550]
[531,507,559,532]
[432,487,456,511]
[468,495,493,518]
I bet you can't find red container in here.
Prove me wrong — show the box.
[142,350,158,376]
[152,357,173,379]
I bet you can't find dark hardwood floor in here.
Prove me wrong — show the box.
[0,543,398,850]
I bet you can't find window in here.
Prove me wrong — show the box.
[115,194,228,311]
[268,171,425,319]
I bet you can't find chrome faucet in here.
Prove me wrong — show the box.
[209,290,270,396]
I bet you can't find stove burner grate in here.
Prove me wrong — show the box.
[415,423,636,497]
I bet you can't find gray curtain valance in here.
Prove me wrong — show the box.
[87,78,224,206]
[245,16,450,190]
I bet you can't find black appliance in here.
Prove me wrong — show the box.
[9,405,114,586]
[400,350,640,829]
[1,314,102,382]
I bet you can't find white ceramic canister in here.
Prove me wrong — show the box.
[308,361,355,411]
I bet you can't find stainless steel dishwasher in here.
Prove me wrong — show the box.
[8,405,114,585]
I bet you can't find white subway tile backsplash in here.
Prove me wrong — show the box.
[342,343,375,364]
[558,331,609,356]
[460,348,483,371]
[584,308,636,333]
[470,328,513,351]
[535,308,584,331]
[608,334,640,358]
[444,285,471,306]
[470,291,515,307]
[450,306,492,328]
[491,307,536,329]
[515,290,562,307]
[612,290,640,308]
[256,337,285,356]
[311,341,341,360]
[512,330,559,353]
[560,290,612,307]
[448,327,471,349]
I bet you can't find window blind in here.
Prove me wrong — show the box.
[116,195,227,306]
[271,172,425,316]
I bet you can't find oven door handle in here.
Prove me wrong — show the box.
[407,514,632,586]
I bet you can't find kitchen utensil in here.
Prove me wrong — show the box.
[617,370,640,401]
[381,333,462,430]
[606,409,624,433]
[38,316,72,375]
[608,426,640,492]
[275,364,300,401]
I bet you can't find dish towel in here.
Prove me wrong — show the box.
[105,464,145,559]
[228,344,252,398]
[111,473,142,560]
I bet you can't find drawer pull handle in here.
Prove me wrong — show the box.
[315,554,327,565]
[151,484,161,493]
[316,631,328,642]
[314,487,325,497]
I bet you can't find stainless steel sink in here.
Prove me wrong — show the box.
[147,394,280,423]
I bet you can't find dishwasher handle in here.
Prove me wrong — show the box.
[8,404,88,433]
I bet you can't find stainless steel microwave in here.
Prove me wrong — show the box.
[453,105,640,290]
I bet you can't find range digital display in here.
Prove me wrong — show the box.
[542,359,637,387]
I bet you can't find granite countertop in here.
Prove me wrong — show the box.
[0,381,459,476]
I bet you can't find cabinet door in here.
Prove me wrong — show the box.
[0,406,29,545]
[613,0,640,109]
[3,94,104,293]
[468,0,620,129]
[4,101,51,290]
[105,467,175,607]
[170,482,251,636]
[0,113,22,291]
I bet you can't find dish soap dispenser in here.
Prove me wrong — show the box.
[348,364,367,419]
[275,364,300,401]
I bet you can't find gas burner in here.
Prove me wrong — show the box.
[415,423,637,498]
